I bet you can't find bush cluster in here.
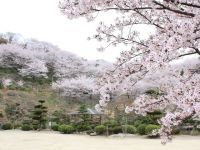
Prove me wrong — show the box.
[13,124,21,129]
[112,126,122,134]
[21,124,32,131]
[145,124,160,135]
[76,124,92,132]
[122,125,137,134]
[95,125,106,135]
[103,120,118,128]
[1,123,12,130]
[137,124,147,135]
[51,124,59,131]
[58,125,74,134]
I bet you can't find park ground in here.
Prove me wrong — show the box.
[0,130,200,150]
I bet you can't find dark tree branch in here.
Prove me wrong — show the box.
[178,52,197,58]
[153,1,195,17]
[163,0,200,8]
[192,47,200,55]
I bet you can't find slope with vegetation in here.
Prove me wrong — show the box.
[0,32,112,124]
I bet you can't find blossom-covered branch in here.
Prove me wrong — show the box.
[59,0,200,143]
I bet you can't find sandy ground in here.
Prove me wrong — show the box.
[0,130,199,150]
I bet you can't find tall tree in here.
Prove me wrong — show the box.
[59,0,200,143]
[78,104,90,124]
[30,100,48,130]
[5,103,23,127]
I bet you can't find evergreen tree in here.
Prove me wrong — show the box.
[51,110,69,124]
[76,104,91,131]
[78,104,90,124]
[5,103,23,127]
[30,100,48,130]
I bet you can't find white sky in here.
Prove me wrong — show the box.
[0,0,120,62]
[0,0,152,62]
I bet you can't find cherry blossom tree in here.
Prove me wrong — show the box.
[59,0,200,143]
[52,75,97,96]
[0,33,110,98]
[0,43,48,77]
[0,33,85,79]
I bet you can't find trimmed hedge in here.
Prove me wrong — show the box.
[51,124,59,131]
[32,124,39,130]
[58,125,74,134]
[95,125,106,135]
[137,124,147,135]
[103,120,118,128]
[145,124,160,135]
[21,124,32,131]
[122,125,137,134]
[1,123,12,130]
[76,125,92,132]
[13,124,21,129]
[112,126,122,134]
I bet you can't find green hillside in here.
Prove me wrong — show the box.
[0,67,98,123]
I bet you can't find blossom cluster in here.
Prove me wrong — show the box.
[59,0,200,143]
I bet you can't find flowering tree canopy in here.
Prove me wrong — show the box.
[0,33,112,97]
[0,33,85,78]
[52,75,97,96]
[59,0,200,143]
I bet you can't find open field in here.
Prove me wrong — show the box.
[0,130,199,150]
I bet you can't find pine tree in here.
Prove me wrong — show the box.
[30,100,48,130]
[78,104,90,124]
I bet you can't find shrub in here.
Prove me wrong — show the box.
[32,124,39,130]
[172,128,181,135]
[133,120,143,127]
[137,124,147,135]
[145,124,160,135]
[86,130,94,135]
[103,120,118,128]
[58,125,74,134]
[51,124,59,131]
[21,124,32,131]
[122,125,137,134]
[13,124,21,129]
[76,125,92,132]
[1,123,12,130]
[112,126,122,134]
[95,125,106,135]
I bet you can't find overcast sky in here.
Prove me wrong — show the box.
[0,0,121,61]
[0,0,153,62]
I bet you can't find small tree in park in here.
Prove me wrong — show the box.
[5,103,23,127]
[78,104,90,123]
[51,110,70,124]
[30,100,48,130]
[76,104,91,131]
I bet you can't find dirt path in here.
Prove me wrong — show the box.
[0,130,199,150]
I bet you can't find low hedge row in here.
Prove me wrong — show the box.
[95,125,106,135]
[1,123,13,130]
[137,124,160,135]
[58,125,74,134]
[94,125,138,135]
[0,122,185,136]
[51,124,59,131]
